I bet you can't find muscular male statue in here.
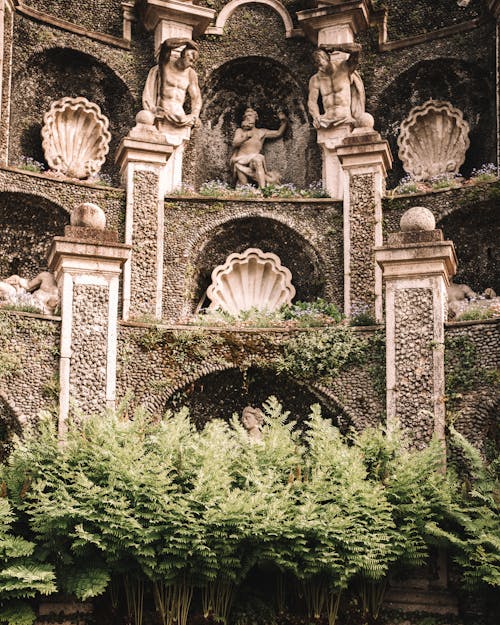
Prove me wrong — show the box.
[142,38,201,128]
[308,44,370,130]
[230,108,287,188]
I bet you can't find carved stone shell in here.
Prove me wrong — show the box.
[41,97,111,179]
[207,248,296,315]
[397,100,470,181]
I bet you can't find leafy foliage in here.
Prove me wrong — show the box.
[0,403,498,624]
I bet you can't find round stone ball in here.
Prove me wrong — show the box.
[136,109,155,126]
[400,206,435,232]
[71,202,106,230]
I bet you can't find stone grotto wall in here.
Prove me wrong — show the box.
[116,323,385,432]
[0,311,60,427]
[383,180,500,293]
[184,3,321,189]
[161,197,343,321]
[5,8,154,183]
[445,319,500,458]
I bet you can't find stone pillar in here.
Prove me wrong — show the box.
[115,113,173,320]
[337,130,392,322]
[375,207,457,448]
[47,204,130,437]
[297,0,371,45]
[0,0,15,163]
[139,0,215,55]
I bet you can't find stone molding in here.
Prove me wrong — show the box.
[206,0,298,38]
[489,0,500,20]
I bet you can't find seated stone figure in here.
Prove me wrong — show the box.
[230,108,287,188]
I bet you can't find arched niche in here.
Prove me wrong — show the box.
[438,202,499,293]
[190,216,328,311]
[165,366,349,432]
[208,0,295,38]
[375,58,495,189]
[189,56,320,188]
[9,47,136,184]
[0,192,68,278]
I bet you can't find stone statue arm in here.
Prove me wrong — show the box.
[262,112,288,140]
[142,65,160,114]
[187,69,202,124]
[307,75,322,129]
[232,128,250,148]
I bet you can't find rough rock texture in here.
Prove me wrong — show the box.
[116,324,385,431]
[184,5,321,189]
[0,166,125,236]
[0,311,59,424]
[0,0,14,162]
[70,284,108,414]
[162,197,343,322]
[383,181,500,293]
[349,173,376,313]
[394,287,435,446]
[445,319,499,457]
[130,169,160,318]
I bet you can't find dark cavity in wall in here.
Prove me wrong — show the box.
[376,58,495,188]
[165,366,345,431]
[0,192,68,278]
[191,56,319,188]
[438,202,499,293]
[192,216,326,311]
[9,47,136,184]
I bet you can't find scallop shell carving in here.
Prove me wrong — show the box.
[207,248,296,315]
[41,97,111,179]
[397,100,470,181]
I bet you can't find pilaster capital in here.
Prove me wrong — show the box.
[337,132,393,177]
[115,135,173,178]
[297,0,374,45]
[139,0,216,38]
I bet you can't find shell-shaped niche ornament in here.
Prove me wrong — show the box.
[207,248,296,315]
[397,100,470,181]
[41,97,111,179]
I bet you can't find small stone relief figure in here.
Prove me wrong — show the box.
[142,38,202,129]
[307,45,373,130]
[230,108,288,188]
[241,406,265,441]
[0,271,59,315]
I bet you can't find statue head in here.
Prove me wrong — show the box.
[242,108,258,129]
[241,406,264,434]
[158,38,199,68]
[312,49,330,72]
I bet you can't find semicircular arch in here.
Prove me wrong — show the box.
[210,0,295,38]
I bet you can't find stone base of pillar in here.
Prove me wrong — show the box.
[317,124,353,201]
[157,121,191,193]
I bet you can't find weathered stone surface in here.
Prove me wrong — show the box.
[400,206,436,232]
[70,202,106,230]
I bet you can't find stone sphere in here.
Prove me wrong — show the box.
[136,109,155,126]
[71,202,106,230]
[400,206,435,232]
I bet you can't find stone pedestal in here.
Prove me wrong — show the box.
[337,131,392,321]
[157,120,191,192]
[317,124,352,200]
[140,0,215,54]
[48,228,130,437]
[116,128,173,320]
[375,214,457,447]
[297,0,371,45]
